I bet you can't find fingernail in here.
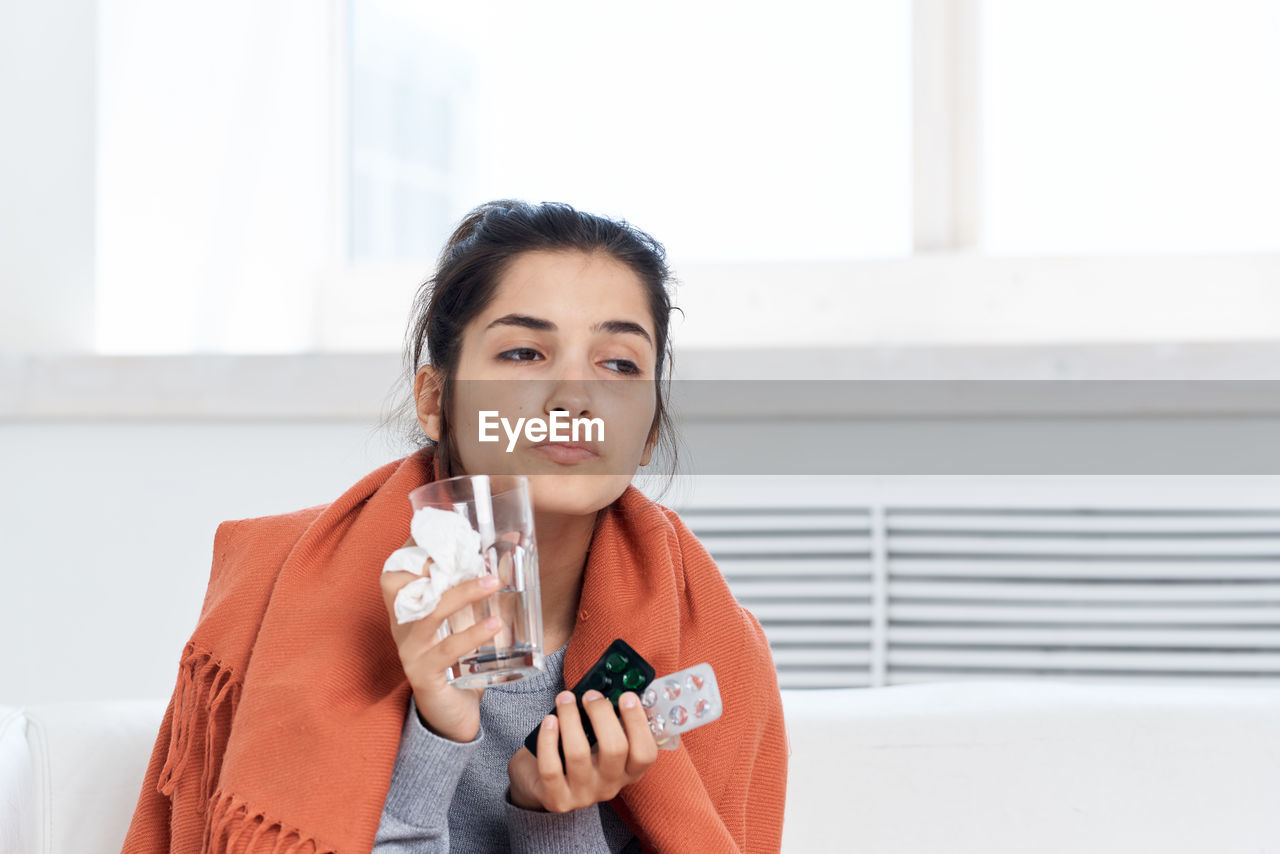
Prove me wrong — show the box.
[485,616,501,630]
[582,689,603,702]
[556,691,576,705]
[480,575,500,589]
[619,693,638,709]
[543,714,558,729]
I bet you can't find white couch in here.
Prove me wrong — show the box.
[3,682,1279,853]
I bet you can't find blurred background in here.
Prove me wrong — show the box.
[3,0,1280,705]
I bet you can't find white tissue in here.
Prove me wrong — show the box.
[410,506,485,587]
[392,575,448,625]
[382,545,429,576]
[383,508,488,625]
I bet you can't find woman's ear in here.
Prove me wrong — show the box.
[639,423,659,467]
[413,365,444,442]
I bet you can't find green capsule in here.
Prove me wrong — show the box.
[622,668,646,690]
[604,652,628,673]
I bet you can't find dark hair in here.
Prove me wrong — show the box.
[387,199,684,495]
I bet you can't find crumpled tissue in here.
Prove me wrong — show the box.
[382,507,488,624]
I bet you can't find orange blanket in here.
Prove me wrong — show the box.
[122,447,788,852]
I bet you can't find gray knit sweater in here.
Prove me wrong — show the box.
[374,641,641,853]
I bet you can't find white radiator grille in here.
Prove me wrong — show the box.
[678,507,875,689]
[678,504,1280,689]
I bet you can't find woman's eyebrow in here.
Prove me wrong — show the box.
[485,314,653,349]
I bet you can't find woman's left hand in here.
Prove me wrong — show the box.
[507,689,658,812]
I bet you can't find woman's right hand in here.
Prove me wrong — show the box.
[380,540,504,743]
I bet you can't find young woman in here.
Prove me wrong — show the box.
[123,200,788,854]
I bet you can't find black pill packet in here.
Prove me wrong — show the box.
[524,638,655,759]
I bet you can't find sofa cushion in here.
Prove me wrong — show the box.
[23,700,166,854]
[781,681,1280,852]
[0,706,34,854]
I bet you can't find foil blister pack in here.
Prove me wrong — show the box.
[641,662,722,750]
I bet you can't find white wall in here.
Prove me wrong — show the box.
[1,420,406,705]
[0,0,96,350]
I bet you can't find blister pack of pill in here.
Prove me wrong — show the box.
[640,662,722,750]
[525,638,655,759]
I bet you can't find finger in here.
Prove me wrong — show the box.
[552,691,593,785]
[506,748,540,811]
[379,569,423,616]
[424,615,503,675]
[535,713,570,809]
[431,574,501,629]
[381,570,454,650]
[377,543,436,613]
[618,692,659,777]
[398,573,497,644]
[580,690,627,782]
[396,576,499,677]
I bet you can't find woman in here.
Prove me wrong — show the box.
[123,200,788,853]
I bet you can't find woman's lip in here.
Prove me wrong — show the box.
[530,443,599,464]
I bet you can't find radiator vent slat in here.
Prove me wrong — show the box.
[888,513,1280,534]
[891,560,1280,579]
[890,536,1280,557]
[886,670,1280,688]
[889,579,1280,603]
[887,648,1280,672]
[888,625,1280,647]
[888,604,1280,624]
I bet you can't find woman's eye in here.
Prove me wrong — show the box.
[603,359,641,376]
[498,348,541,362]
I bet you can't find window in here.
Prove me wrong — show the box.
[981,0,1280,254]
[347,0,912,266]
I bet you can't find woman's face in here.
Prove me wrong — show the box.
[415,249,659,518]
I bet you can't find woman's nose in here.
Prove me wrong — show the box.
[543,377,593,420]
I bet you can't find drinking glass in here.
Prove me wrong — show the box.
[408,473,544,688]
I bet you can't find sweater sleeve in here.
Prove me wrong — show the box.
[502,788,618,854]
[373,695,482,852]
[374,697,626,853]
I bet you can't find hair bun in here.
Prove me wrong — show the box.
[437,199,525,266]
